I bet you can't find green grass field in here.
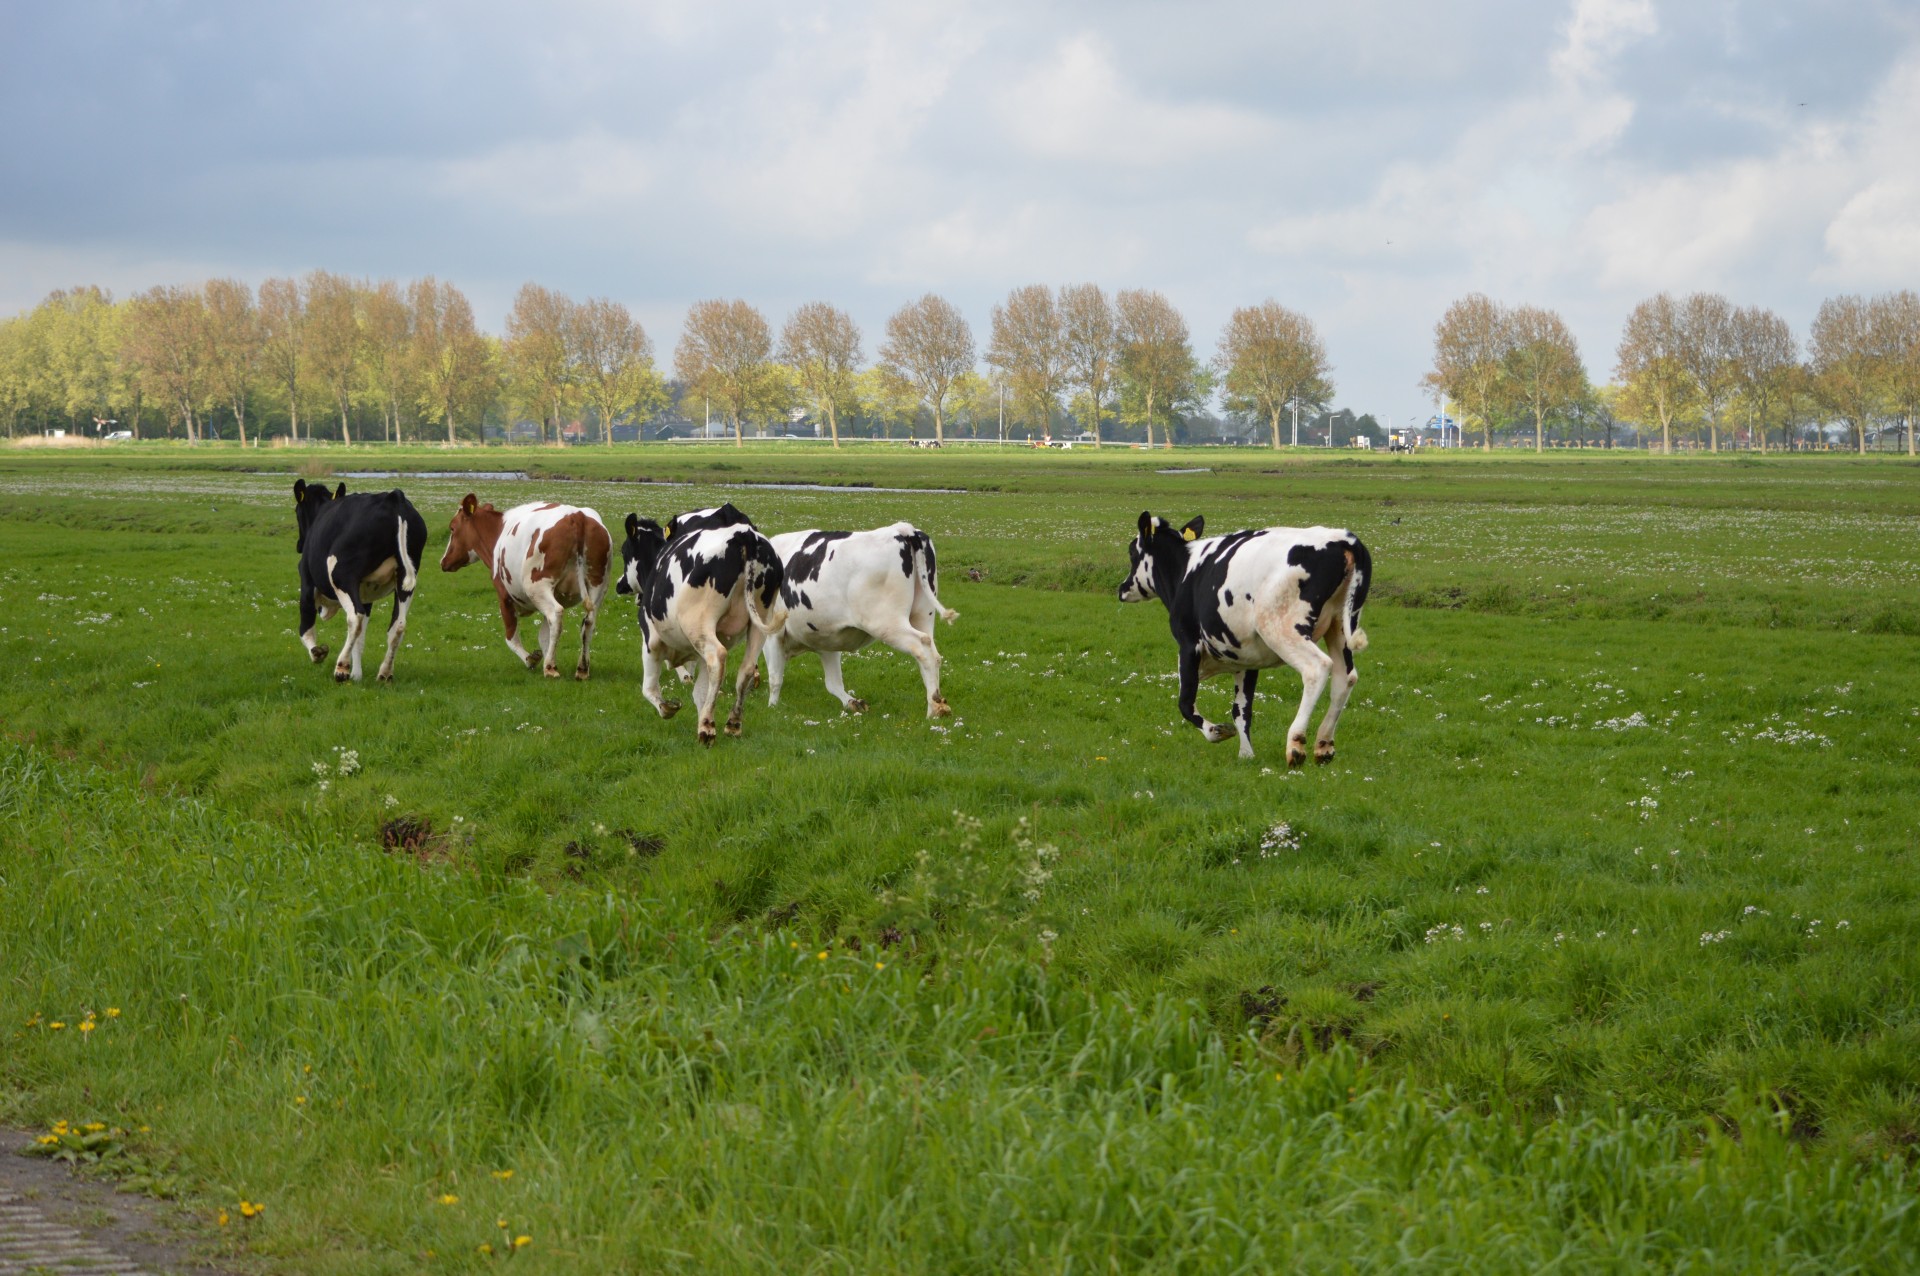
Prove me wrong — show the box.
[2,442,1918,1272]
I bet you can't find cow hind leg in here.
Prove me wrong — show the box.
[1176,650,1234,745]
[764,634,790,706]
[1314,624,1359,764]
[875,624,948,717]
[693,636,727,745]
[537,601,565,679]
[1256,616,1334,768]
[819,650,865,714]
[640,644,682,719]
[575,596,599,681]
[726,628,768,736]
[333,593,367,683]
[375,589,412,683]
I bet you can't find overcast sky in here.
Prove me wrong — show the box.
[3,0,1916,420]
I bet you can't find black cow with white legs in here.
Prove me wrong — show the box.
[1118,511,1371,765]
[763,523,958,717]
[293,479,429,683]
[616,506,787,745]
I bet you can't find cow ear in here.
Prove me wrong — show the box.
[624,512,639,538]
[294,479,306,502]
[1137,511,1155,538]
[461,493,477,516]
[1182,516,1204,542]
[334,483,347,499]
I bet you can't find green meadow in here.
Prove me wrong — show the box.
[2,443,1917,1272]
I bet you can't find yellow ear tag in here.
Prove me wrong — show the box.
[1182,527,1197,542]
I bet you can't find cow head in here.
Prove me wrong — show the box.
[440,493,503,572]
[666,502,754,540]
[1119,511,1203,603]
[616,512,668,595]
[293,479,346,553]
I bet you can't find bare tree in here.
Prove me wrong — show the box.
[505,283,575,444]
[781,302,864,448]
[358,279,413,443]
[258,276,306,442]
[1059,283,1116,445]
[1115,289,1200,449]
[304,270,361,444]
[1615,294,1696,455]
[571,297,662,444]
[408,277,492,444]
[124,285,211,442]
[1726,306,1796,453]
[1870,290,1920,457]
[1810,295,1878,454]
[1217,301,1333,449]
[1425,294,1511,451]
[1504,305,1586,453]
[985,285,1065,438]
[674,300,772,447]
[854,366,919,440]
[878,294,973,447]
[203,279,261,447]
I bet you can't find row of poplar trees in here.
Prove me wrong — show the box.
[0,277,1340,448]
[1428,291,1920,454]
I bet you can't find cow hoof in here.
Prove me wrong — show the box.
[543,665,561,679]
[574,667,590,682]
[844,697,868,715]
[1286,740,1307,769]
[659,700,681,720]
[1205,725,1233,744]
[1315,742,1336,764]
[333,668,352,685]
[697,726,717,747]
[309,646,329,664]
[523,653,542,670]
[724,719,743,737]
[749,669,763,690]
[376,670,393,684]
[929,698,952,718]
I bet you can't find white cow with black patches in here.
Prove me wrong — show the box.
[616,508,787,745]
[1119,511,1371,765]
[763,522,958,717]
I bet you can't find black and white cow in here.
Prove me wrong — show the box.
[1118,512,1371,765]
[763,523,958,717]
[615,505,787,745]
[293,479,429,683]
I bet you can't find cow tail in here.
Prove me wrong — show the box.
[744,538,788,636]
[1344,536,1371,653]
[914,532,958,624]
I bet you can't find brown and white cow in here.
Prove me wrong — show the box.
[440,495,613,680]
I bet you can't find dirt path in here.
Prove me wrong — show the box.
[0,1131,228,1274]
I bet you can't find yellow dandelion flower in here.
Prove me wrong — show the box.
[789,941,799,949]
[105,1008,120,1018]
[496,1217,508,1230]
[875,962,886,970]
[218,1210,229,1227]
[491,1169,513,1181]
[478,1242,493,1255]
[84,1122,105,1132]
[36,1134,58,1145]
[514,1235,532,1249]
[79,1021,96,1034]
[816,951,828,961]
[295,1096,306,1106]
[438,1193,459,1206]
[49,1021,65,1031]
[302,1064,311,1073]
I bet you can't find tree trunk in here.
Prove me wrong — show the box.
[935,401,944,446]
[1709,420,1718,452]
[828,402,840,448]
[1661,412,1672,455]
[1908,414,1915,457]
[1144,387,1156,449]
[339,394,353,445]
[733,408,743,447]
[1269,405,1282,449]
[235,398,248,448]
[1534,406,1543,453]
[446,405,455,445]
